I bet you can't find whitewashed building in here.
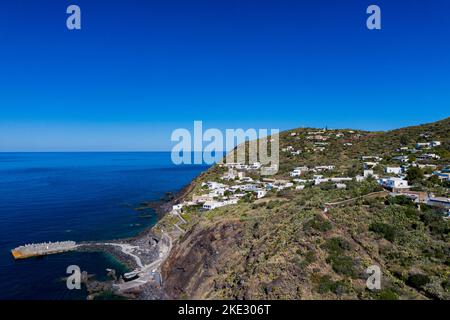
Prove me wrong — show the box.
[431,141,441,147]
[254,189,267,199]
[290,168,303,177]
[385,167,402,175]
[379,178,409,190]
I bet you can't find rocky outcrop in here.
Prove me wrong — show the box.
[162,221,244,299]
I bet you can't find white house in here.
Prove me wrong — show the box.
[431,141,441,147]
[293,178,308,184]
[335,183,347,189]
[364,162,378,169]
[204,181,226,190]
[273,181,293,190]
[290,168,303,177]
[282,146,294,152]
[254,189,267,199]
[240,176,254,183]
[222,169,237,180]
[233,193,246,198]
[202,201,223,210]
[222,198,239,206]
[361,156,383,162]
[250,162,262,170]
[416,142,432,149]
[315,165,335,171]
[172,204,184,211]
[435,171,450,181]
[209,188,226,197]
[241,184,259,192]
[193,194,214,203]
[393,155,409,163]
[202,198,239,210]
[385,167,402,175]
[418,153,441,160]
[379,178,409,190]
[427,197,450,210]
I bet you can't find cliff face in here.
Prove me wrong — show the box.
[162,220,245,299]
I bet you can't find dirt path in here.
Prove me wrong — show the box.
[325,190,388,207]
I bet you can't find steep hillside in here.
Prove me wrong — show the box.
[159,118,450,300]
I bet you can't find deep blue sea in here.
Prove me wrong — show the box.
[0,152,208,300]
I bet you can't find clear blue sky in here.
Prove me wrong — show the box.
[0,0,449,151]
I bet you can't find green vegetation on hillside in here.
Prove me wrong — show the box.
[161,118,450,300]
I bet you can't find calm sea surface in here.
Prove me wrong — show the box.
[0,152,208,299]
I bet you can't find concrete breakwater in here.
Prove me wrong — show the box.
[11,241,78,259]
[10,232,171,296]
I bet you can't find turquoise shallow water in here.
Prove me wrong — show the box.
[0,152,208,299]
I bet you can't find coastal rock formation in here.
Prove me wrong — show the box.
[162,221,245,299]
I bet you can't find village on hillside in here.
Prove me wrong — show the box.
[169,127,450,220]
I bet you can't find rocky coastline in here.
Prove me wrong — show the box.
[77,179,198,300]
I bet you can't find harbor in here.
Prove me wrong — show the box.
[10,230,173,298]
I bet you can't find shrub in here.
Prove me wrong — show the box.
[442,280,450,292]
[252,203,265,210]
[316,275,335,294]
[406,274,431,290]
[386,195,414,207]
[322,237,357,277]
[445,257,450,267]
[304,250,316,265]
[376,289,398,300]
[328,255,356,277]
[405,207,419,219]
[420,211,450,236]
[304,214,332,232]
[294,250,316,269]
[369,222,397,242]
[406,167,424,184]
[315,275,350,295]
[266,200,280,210]
[427,175,441,186]
[324,237,351,254]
